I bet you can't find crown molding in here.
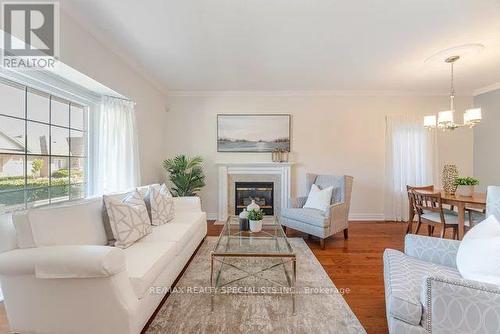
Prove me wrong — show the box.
[165,90,453,98]
[473,82,500,96]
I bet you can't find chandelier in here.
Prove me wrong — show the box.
[424,55,481,130]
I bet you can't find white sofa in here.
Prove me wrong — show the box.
[0,185,207,334]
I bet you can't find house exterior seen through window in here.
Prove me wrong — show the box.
[0,78,88,211]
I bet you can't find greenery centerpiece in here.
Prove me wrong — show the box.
[162,155,206,196]
[247,208,265,232]
[454,177,479,197]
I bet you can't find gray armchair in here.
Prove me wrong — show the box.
[280,174,353,249]
[383,186,500,333]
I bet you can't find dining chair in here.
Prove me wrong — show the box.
[411,190,470,239]
[406,185,434,234]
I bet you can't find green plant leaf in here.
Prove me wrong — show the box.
[162,155,206,197]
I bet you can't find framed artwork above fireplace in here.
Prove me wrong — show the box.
[217,114,291,152]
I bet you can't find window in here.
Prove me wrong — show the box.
[0,78,88,211]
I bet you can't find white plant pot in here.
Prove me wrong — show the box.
[456,185,474,197]
[249,219,263,232]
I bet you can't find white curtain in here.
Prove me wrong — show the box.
[90,96,141,195]
[384,114,438,221]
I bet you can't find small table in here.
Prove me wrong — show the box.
[210,216,297,313]
[409,190,486,240]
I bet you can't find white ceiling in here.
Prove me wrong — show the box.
[62,0,500,94]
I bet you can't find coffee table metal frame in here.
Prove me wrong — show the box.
[210,216,297,313]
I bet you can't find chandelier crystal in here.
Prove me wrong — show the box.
[424,55,481,130]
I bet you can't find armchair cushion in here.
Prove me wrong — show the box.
[281,207,329,228]
[303,184,334,211]
[383,249,462,326]
[457,215,500,285]
[404,234,460,268]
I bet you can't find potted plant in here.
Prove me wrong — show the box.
[454,177,479,197]
[247,209,265,232]
[162,155,206,196]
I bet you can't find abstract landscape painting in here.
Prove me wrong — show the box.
[217,114,290,152]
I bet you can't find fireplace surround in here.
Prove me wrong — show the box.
[217,162,293,221]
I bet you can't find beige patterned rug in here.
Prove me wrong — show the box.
[146,237,366,333]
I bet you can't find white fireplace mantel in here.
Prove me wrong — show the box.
[217,162,293,221]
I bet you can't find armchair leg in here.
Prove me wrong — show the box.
[343,228,348,240]
[319,238,325,250]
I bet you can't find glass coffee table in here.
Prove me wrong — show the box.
[210,216,297,313]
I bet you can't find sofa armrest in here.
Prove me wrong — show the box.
[0,245,126,278]
[289,196,307,208]
[423,276,500,333]
[173,196,202,212]
[404,234,460,268]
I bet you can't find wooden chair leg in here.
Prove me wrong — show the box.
[427,225,433,236]
[320,238,325,250]
[405,221,413,234]
[440,225,446,238]
[415,221,422,235]
[343,228,348,240]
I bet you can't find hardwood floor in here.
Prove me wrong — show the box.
[0,220,445,334]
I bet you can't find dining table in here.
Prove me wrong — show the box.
[408,189,487,240]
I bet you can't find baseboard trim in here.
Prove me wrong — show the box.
[208,212,385,221]
[348,214,385,221]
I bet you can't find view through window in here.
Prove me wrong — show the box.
[0,78,88,211]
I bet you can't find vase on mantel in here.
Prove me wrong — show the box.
[442,164,459,195]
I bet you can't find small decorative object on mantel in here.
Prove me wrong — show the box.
[442,164,459,195]
[238,209,249,231]
[454,177,479,197]
[247,208,264,232]
[271,149,289,163]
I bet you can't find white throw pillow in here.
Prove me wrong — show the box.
[456,215,500,286]
[104,190,152,249]
[144,184,175,226]
[303,184,334,212]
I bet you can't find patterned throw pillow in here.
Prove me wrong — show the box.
[103,190,152,248]
[144,184,175,226]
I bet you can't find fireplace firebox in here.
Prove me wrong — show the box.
[235,182,274,215]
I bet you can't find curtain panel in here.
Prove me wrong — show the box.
[90,96,141,195]
[384,114,438,221]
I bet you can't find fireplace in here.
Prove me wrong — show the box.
[235,182,274,215]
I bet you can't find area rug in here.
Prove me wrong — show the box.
[146,237,366,333]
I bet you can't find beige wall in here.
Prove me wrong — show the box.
[474,89,500,192]
[59,10,168,185]
[164,94,474,219]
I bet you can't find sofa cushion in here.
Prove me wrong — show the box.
[457,215,500,285]
[123,240,177,299]
[0,213,17,252]
[143,212,205,255]
[281,207,329,228]
[28,197,108,247]
[12,211,36,248]
[144,184,175,226]
[383,249,461,326]
[104,190,152,249]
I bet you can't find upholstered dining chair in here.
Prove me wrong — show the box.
[280,174,353,249]
[411,190,470,239]
[406,184,434,234]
